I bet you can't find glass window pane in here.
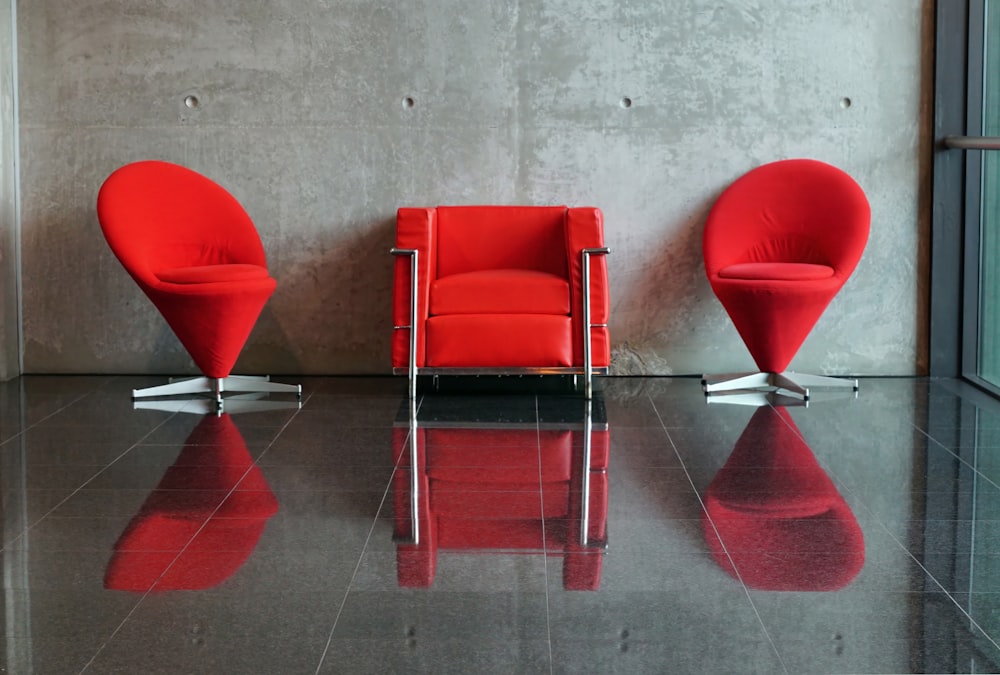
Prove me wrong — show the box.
[979,0,1000,384]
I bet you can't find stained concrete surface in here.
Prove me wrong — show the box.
[13,1,931,376]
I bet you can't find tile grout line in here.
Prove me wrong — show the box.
[78,391,313,673]
[313,393,418,675]
[645,392,791,675]
[534,394,555,675]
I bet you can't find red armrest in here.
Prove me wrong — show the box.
[393,208,436,368]
[566,208,610,367]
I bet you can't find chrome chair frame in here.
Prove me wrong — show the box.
[391,246,610,399]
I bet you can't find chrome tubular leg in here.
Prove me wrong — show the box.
[408,250,418,400]
[582,250,593,400]
[391,248,420,399]
[580,247,610,400]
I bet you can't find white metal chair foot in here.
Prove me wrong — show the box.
[132,375,302,404]
[701,372,770,392]
[702,371,858,401]
[133,393,303,415]
[133,376,216,399]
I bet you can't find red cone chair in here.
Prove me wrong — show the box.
[391,397,609,590]
[97,160,300,405]
[391,206,610,398]
[702,159,870,399]
[701,406,865,591]
[104,413,278,592]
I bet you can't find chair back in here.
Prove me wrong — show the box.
[435,205,569,278]
[703,159,870,280]
[97,160,267,286]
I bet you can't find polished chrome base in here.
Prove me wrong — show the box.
[133,392,303,415]
[701,371,859,401]
[131,375,302,406]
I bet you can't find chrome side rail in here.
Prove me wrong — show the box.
[581,247,610,399]
[391,248,419,399]
[408,397,420,545]
[580,399,592,546]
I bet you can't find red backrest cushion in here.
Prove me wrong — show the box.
[435,206,568,278]
[703,159,870,279]
[97,160,267,284]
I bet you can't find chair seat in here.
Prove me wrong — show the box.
[710,491,834,519]
[718,262,834,281]
[430,269,570,315]
[156,264,271,285]
[426,314,573,366]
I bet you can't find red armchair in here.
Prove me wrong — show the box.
[701,159,870,399]
[701,406,865,591]
[391,396,609,590]
[97,160,301,406]
[104,413,278,592]
[391,206,610,397]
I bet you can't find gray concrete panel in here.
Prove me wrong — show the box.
[16,0,932,376]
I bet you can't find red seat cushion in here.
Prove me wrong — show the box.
[718,262,834,281]
[426,315,573,367]
[430,270,570,315]
[155,264,272,285]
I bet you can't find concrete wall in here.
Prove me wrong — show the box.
[0,0,16,381]
[14,1,932,376]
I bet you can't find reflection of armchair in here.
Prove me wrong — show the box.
[391,396,609,590]
[104,413,278,592]
[702,406,864,591]
[391,206,610,398]
[97,160,301,406]
[701,159,870,400]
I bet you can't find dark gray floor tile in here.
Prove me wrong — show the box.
[0,636,104,675]
[755,590,1000,674]
[2,588,140,642]
[317,638,552,675]
[332,590,548,641]
[546,586,766,645]
[605,466,704,520]
[8,514,161,552]
[247,462,394,492]
[550,637,785,675]
[1,374,996,673]
[351,550,548,593]
[607,427,682,468]
[87,592,339,674]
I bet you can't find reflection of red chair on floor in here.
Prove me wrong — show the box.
[104,414,278,592]
[391,399,609,590]
[702,406,864,591]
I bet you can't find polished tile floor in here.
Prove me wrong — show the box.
[0,374,999,674]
